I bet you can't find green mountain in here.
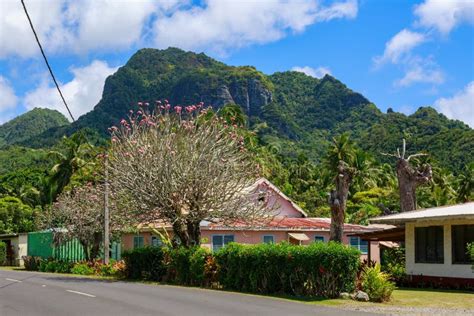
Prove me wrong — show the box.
[12,48,474,173]
[0,108,69,148]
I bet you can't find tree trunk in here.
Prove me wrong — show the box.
[82,241,90,261]
[187,220,201,247]
[329,161,353,243]
[396,158,432,212]
[172,218,202,248]
[172,219,191,247]
[90,232,102,260]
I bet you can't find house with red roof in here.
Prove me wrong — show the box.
[121,178,389,262]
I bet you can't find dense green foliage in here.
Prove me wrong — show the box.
[215,242,360,298]
[381,247,406,283]
[12,48,472,175]
[0,47,472,230]
[122,246,167,280]
[0,196,35,233]
[38,258,74,273]
[166,246,211,286]
[360,264,396,302]
[121,242,359,298]
[0,241,6,265]
[0,108,69,148]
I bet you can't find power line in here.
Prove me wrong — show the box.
[20,0,75,122]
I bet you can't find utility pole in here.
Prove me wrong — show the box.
[104,155,110,264]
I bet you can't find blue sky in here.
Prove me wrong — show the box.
[0,0,473,126]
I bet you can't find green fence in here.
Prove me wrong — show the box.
[27,231,121,261]
[27,231,85,261]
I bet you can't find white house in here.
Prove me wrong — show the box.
[369,202,474,286]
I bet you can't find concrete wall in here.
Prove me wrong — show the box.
[405,218,474,279]
[17,234,27,266]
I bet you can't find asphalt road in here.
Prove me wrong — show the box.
[0,270,376,316]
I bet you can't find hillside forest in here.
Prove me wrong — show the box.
[0,48,473,234]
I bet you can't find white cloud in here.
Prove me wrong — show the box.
[152,0,358,54]
[0,0,65,58]
[434,81,474,127]
[315,0,358,21]
[394,56,444,87]
[0,0,172,58]
[414,0,474,35]
[0,0,358,58]
[0,76,18,112]
[0,76,19,124]
[292,66,332,78]
[23,60,118,120]
[374,29,426,65]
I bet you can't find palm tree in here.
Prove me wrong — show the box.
[326,133,356,242]
[457,162,474,203]
[325,133,355,170]
[48,132,93,201]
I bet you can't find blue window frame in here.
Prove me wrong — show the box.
[133,236,144,249]
[151,236,162,247]
[212,235,234,252]
[314,236,325,243]
[349,237,368,254]
[263,235,274,244]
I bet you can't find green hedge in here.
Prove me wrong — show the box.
[122,242,360,298]
[0,242,6,265]
[122,246,166,280]
[215,242,360,298]
[166,247,211,286]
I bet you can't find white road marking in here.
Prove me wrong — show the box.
[6,278,22,283]
[66,290,96,298]
[42,285,46,287]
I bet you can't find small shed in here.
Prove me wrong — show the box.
[0,233,28,266]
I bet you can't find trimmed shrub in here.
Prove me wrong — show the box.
[122,246,166,281]
[71,262,94,275]
[360,263,395,302]
[38,259,73,273]
[23,256,42,271]
[0,242,6,265]
[165,246,212,286]
[215,242,360,298]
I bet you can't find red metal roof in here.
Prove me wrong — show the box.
[204,217,379,232]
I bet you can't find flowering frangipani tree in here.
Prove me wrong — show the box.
[107,100,273,247]
[46,182,112,260]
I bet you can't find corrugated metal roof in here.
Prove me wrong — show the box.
[205,217,380,232]
[370,202,474,224]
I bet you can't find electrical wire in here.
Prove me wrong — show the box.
[20,0,75,122]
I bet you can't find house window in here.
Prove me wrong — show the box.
[349,237,368,254]
[314,236,325,243]
[415,226,444,264]
[133,236,144,249]
[263,235,274,244]
[452,225,474,264]
[212,235,234,252]
[151,236,163,247]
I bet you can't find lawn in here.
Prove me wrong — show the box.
[302,288,474,311]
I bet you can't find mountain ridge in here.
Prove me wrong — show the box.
[5,47,473,173]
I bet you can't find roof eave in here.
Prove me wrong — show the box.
[371,214,474,225]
